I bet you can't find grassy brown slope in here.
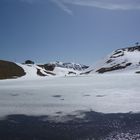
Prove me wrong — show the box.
[0,60,26,79]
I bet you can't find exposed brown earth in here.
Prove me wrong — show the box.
[0,60,26,79]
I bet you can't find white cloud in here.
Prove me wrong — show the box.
[51,0,73,15]
[19,0,140,14]
[50,0,140,14]
[62,0,140,9]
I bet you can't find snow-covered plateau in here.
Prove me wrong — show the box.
[0,74,140,119]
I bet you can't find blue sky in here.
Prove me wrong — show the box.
[1,0,140,65]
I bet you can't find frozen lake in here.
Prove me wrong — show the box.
[1,74,140,139]
[0,74,140,118]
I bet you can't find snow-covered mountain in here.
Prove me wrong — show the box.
[48,61,89,71]
[18,61,88,79]
[17,62,87,79]
[83,45,140,74]
[0,60,89,80]
[1,45,140,80]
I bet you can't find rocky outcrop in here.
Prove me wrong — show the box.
[0,60,26,79]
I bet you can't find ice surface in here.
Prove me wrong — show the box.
[0,74,140,118]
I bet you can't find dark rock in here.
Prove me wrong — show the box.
[68,71,76,75]
[96,63,132,73]
[0,60,26,79]
[25,60,35,64]
[44,64,55,71]
[52,95,62,98]
[37,69,46,76]
[136,71,140,74]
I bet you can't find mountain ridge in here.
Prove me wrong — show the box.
[83,45,140,74]
[0,45,140,79]
[0,60,88,79]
